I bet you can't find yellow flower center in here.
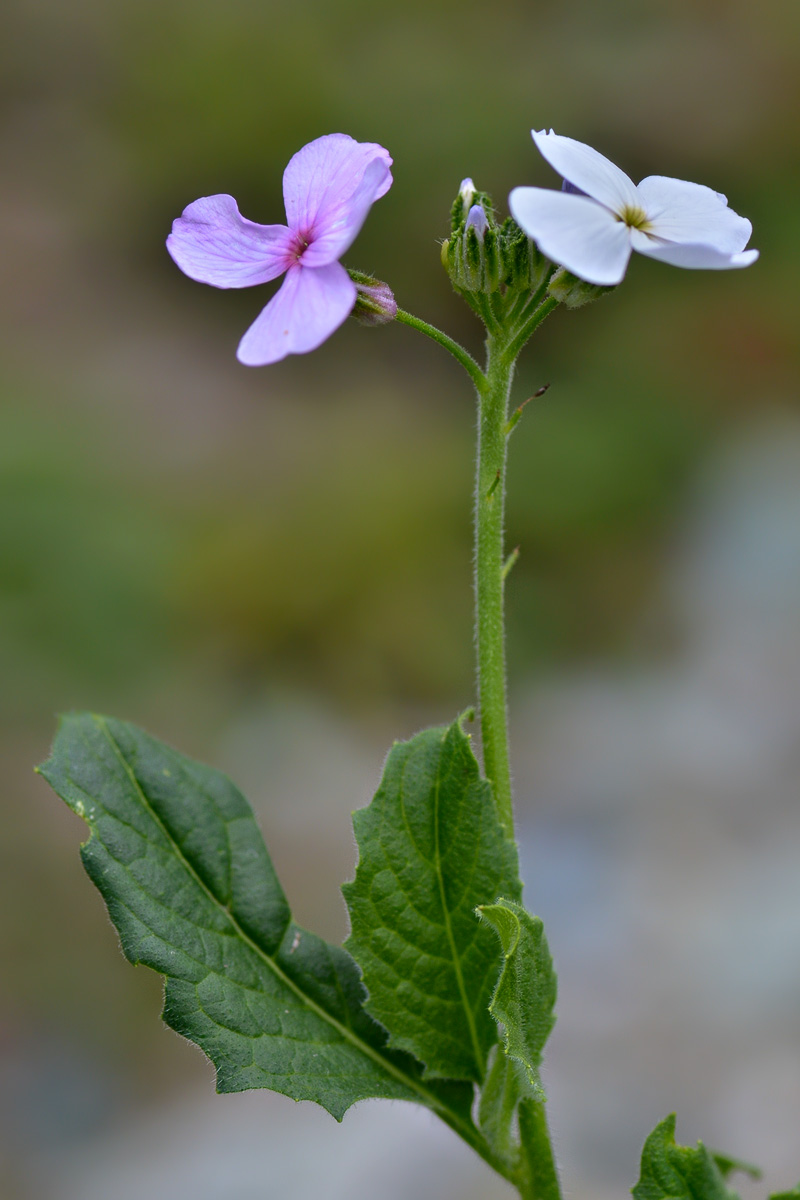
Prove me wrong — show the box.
[618,205,652,232]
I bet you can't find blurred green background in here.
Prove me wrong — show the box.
[1,1,799,1198]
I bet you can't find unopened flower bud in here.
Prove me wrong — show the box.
[462,204,490,291]
[349,272,398,325]
[465,204,488,237]
[459,178,476,213]
[449,179,493,239]
[443,184,555,298]
[547,266,614,308]
[445,181,503,293]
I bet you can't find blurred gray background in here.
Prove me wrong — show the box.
[1,1,799,1197]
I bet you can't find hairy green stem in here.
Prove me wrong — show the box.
[510,277,552,331]
[395,308,486,393]
[475,335,515,836]
[504,296,559,366]
[475,292,502,337]
[518,1099,562,1200]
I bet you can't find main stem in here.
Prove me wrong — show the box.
[475,335,516,838]
[396,292,562,1198]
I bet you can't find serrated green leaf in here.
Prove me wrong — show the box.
[477,899,556,1102]
[37,713,479,1126]
[632,1115,741,1200]
[343,718,521,1083]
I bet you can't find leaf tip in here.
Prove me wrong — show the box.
[455,708,476,740]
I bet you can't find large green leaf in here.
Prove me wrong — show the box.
[477,898,557,1103]
[37,713,479,1126]
[343,718,521,1082]
[632,1115,741,1200]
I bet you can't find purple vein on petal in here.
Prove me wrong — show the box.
[236,262,357,366]
[167,195,296,289]
[282,134,393,267]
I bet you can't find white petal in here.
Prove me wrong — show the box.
[531,129,639,215]
[509,187,632,285]
[630,230,759,270]
[636,176,753,253]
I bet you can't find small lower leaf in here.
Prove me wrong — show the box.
[477,898,557,1102]
[769,1187,800,1200]
[632,1115,741,1200]
[37,713,475,1123]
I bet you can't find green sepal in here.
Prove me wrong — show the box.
[547,266,615,308]
[37,713,476,1122]
[484,226,502,291]
[343,717,521,1083]
[477,898,557,1103]
[347,269,397,326]
[463,223,489,291]
[632,1115,742,1200]
[499,218,553,294]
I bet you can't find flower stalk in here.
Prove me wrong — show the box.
[394,291,558,845]
[475,334,516,837]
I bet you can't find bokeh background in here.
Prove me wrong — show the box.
[2,1,799,1197]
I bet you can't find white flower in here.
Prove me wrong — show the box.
[509,130,758,286]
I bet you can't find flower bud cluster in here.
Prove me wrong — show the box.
[441,179,553,297]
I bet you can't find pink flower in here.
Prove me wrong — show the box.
[167,134,393,366]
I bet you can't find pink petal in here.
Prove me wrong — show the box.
[236,262,357,366]
[531,130,639,216]
[167,195,295,288]
[282,134,393,267]
[636,176,753,253]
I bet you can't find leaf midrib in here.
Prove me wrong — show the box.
[429,738,486,1079]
